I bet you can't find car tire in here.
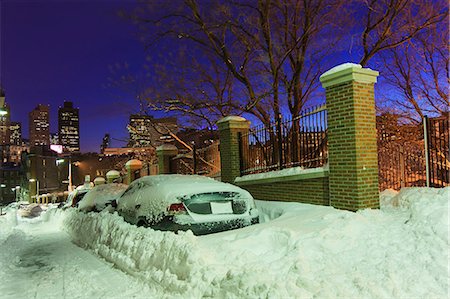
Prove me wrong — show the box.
[137,219,148,227]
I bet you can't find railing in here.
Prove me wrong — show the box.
[240,105,328,175]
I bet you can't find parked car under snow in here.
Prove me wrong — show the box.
[116,175,259,235]
[78,183,128,212]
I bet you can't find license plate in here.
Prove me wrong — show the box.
[210,201,233,214]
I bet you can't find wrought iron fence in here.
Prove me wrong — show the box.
[377,114,449,191]
[425,115,449,187]
[240,105,328,175]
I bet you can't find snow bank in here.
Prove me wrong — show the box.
[62,187,448,298]
[381,187,449,243]
[0,205,65,242]
[64,210,210,296]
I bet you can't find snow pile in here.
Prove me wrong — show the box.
[17,203,43,218]
[62,187,449,298]
[0,206,153,299]
[381,187,449,243]
[0,207,18,240]
[64,210,210,296]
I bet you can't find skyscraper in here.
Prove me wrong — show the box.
[100,133,110,154]
[29,104,50,146]
[0,88,10,146]
[127,114,178,148]
[9,122,22,146]
[58,101,80,152]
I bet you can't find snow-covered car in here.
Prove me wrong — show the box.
[78,183,128,212]
[17,203,43,218]
[117,175,259,235]
[62,186,91,208]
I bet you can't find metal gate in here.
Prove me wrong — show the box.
[378,114,449,191]
[425,115,449,187]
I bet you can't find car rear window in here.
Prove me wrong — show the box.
[183,192,247,214]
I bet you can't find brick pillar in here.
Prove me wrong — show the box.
[320,63,380,211]
[106,170,120,183]
[156,144,178,174]
[125,159,143,184]
[217,116,250,183]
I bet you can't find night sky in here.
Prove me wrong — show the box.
[1,0,145,152]
[1,1,381,154]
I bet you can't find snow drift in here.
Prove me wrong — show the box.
[63,187,449,298]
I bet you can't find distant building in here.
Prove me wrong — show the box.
[8,145,29,164]
[9,122,22,146]
[29,104,50,147]
[50,132,59,145]
[58,101,80,153]
[102,146,155,156]
[127,114,178,148]
[0,92,10,146]
[100,133,110,154]
[23,146,60,200]
[0,162,23,204]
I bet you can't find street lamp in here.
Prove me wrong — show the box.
[56,157,73,192]
[0,184,5,204]
[15,186,20,202]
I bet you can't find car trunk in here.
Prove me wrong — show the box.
[182,192,248,216]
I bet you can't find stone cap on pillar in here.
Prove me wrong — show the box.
[156,144,178,155]
[320,63,379,88]
[106,170,120,178]
[125,159,143,170]
[94,177,106,185]
[217,115,250,130]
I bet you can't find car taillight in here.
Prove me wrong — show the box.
[168,203,187,214]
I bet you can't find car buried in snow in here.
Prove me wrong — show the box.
[116,175,259,235]
[78,183,128,213]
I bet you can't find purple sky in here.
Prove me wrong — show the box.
[1,0,145,152]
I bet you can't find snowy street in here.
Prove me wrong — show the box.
[0,187,448,299]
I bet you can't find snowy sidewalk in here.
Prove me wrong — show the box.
[0,212,154,299]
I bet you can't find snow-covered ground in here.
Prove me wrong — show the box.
[0,187,448,298]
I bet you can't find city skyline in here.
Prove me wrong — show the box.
[1,1,147,153]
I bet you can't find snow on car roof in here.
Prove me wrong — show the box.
[135,174,249,196]
[79,183,128,212]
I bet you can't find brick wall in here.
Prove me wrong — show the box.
[219,64,380,211]
[237,177,329,206]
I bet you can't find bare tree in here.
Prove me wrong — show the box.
[116,0,447,128]
[358,0,447,66]
[140,50,244,129]
[125,0,347,126]
[380,23,448,122]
